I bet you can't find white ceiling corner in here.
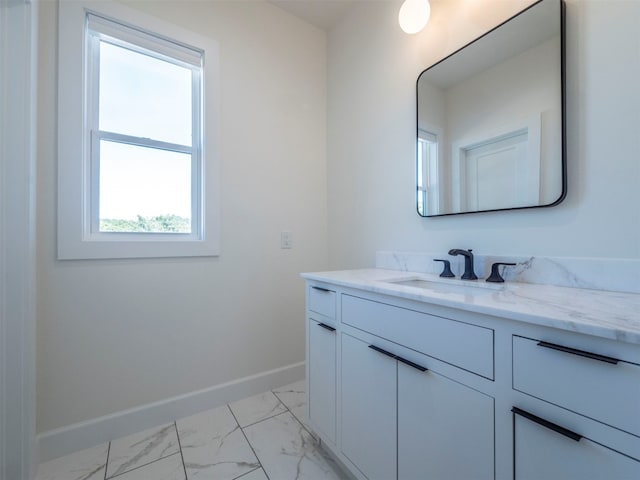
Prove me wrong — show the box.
[267,0,359,30]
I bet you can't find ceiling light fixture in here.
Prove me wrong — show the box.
[398,0,431,34]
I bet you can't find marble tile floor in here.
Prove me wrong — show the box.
[36,380,349,480]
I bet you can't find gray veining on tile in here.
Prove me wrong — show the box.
[272,380,311,432]
[243,411,345,480]
[111,453,185,480]
[35,443,108,480]
[228,391,287,428]
[497,256,640,293]
[107,423,180,478]
[36,382,346,480]
[177,404,259,480]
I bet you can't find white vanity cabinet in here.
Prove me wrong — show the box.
[512,335,640,479]
[397,358,494,480]
[306,286,337,445]
[340,332,495,480]
[512,335,640,437]
[308,284,497,480]
[340,333,397,480]
[303,274,640,480]
[308,317,337,443]
[513,407,640,480]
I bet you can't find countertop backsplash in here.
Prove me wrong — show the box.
[376,251,640,294]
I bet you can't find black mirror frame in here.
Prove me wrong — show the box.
[415,0,566,218]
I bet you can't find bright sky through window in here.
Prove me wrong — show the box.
[99,41,192,145]
[96,40,195,232]
[99,140,191,221]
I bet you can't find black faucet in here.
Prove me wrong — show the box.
[448,249,478,280]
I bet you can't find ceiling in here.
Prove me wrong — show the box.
[267,0,359,30]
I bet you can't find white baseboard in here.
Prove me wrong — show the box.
[37,361,305,463]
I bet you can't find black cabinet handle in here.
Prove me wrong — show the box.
[368,345,428,372]
[397,356,428,372]
[512,407,582,442]
[317,322,335,332]
[537,341,619,365]
[368,345,397,360]
[311,286,331,293]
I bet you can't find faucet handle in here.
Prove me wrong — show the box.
[433,259,455,278]
[486,262,516,283]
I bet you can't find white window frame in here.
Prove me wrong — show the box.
[58,0,220,259]
[417,129,440,216]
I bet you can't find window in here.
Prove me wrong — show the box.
[417,130,439,215]
[87,17,201,235]
[58,1,220,259]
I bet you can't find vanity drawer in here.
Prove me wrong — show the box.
[513,335,640,437]
[308,285,336,319]
[341,295,494,379]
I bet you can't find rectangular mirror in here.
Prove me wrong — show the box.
[416,0,565,217]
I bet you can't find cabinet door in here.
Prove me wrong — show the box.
[341,334,397,480]
[398,364,494,480]
[514,409,640,480]
[308,318,336,443]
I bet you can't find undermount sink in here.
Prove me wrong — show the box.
[383,277,505,294]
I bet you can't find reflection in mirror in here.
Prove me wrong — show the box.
[416,0,565,217]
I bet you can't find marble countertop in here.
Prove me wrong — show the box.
[301,269,640,344]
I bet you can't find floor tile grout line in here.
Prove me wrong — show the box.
[272,404,318,444]
[268,392,343,474]
[271,389,317,440]
[106,451,182,479]
[237,410,284,429]
[275,410,350,480]
[104,424,180,479]
[231,466,263,480]
[104,441,111,480]
[242,404,345,480]
[174,421,189,480]
[227,404,271,480]
[232,392,287,430]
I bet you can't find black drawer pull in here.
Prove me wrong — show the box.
[317,322,335,332]
[368,345,397,360]
[537,341,619,365]
[397,356,428,372]
[311,286,331,293]
[367,346,428,372]
[512,407,582,442]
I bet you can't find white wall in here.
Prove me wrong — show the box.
[37,0,327,433]
[327,0,640,268]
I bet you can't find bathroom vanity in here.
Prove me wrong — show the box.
[302,268,640,480]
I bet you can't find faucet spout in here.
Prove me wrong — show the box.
[448,249,478,280]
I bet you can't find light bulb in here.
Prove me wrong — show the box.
[398,0,431,35]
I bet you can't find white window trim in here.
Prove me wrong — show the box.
[58,0,220,259]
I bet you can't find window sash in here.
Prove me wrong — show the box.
[86,12,202,67]
[89,131,201,238]
[86,30,203,146]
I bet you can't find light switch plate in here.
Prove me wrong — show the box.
[281,231,293,249]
